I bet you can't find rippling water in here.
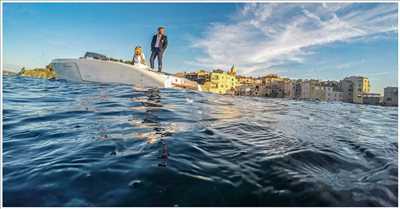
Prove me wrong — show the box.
[3,75,398,206]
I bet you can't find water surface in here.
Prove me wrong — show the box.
[3,76,398,206]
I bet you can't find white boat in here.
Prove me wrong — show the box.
[50,53,201,91]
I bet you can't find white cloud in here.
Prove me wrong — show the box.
[190,3,398,75]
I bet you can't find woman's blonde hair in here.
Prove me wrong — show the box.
[135,46,142,55]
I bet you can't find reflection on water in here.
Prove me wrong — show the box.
[3,76,398,206]
[133,88,170,166]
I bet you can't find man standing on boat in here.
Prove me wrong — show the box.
[150,27,168,72]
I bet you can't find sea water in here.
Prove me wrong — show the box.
[3,75,398,206]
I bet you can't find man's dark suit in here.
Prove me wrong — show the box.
[150,34,168,72]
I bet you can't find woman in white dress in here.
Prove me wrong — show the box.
[132,46,146,65]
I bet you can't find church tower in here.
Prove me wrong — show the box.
[228,65,237,76]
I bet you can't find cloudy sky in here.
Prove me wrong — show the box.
[3,3,398,93]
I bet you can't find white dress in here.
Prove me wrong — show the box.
[133,53,146,65]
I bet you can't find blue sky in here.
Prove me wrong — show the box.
[3,3,398,93]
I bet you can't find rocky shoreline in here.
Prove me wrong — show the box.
[13,65,56,79]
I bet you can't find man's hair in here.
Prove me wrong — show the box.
[158,26,165,31]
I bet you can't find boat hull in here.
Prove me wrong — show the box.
[50,59,201,91]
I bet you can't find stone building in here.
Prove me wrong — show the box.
[383,87,398,106]
[321,81,343,101]
[362,93,382,105]
[340,76,370,103]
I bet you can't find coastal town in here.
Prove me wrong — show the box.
[4,62,397,107]
[175,65,398,106]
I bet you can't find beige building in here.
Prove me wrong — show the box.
[202,66,239,95]
[321,81,343,101]
[236,84,261,96]
[325,88,344,101]
[340,76,370,103]
[258,74,291,98]
[283,79,294,98]
[291,80,303,99]
[237,76,257,85]
[300,80,324,100]
[300,80,311,99]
